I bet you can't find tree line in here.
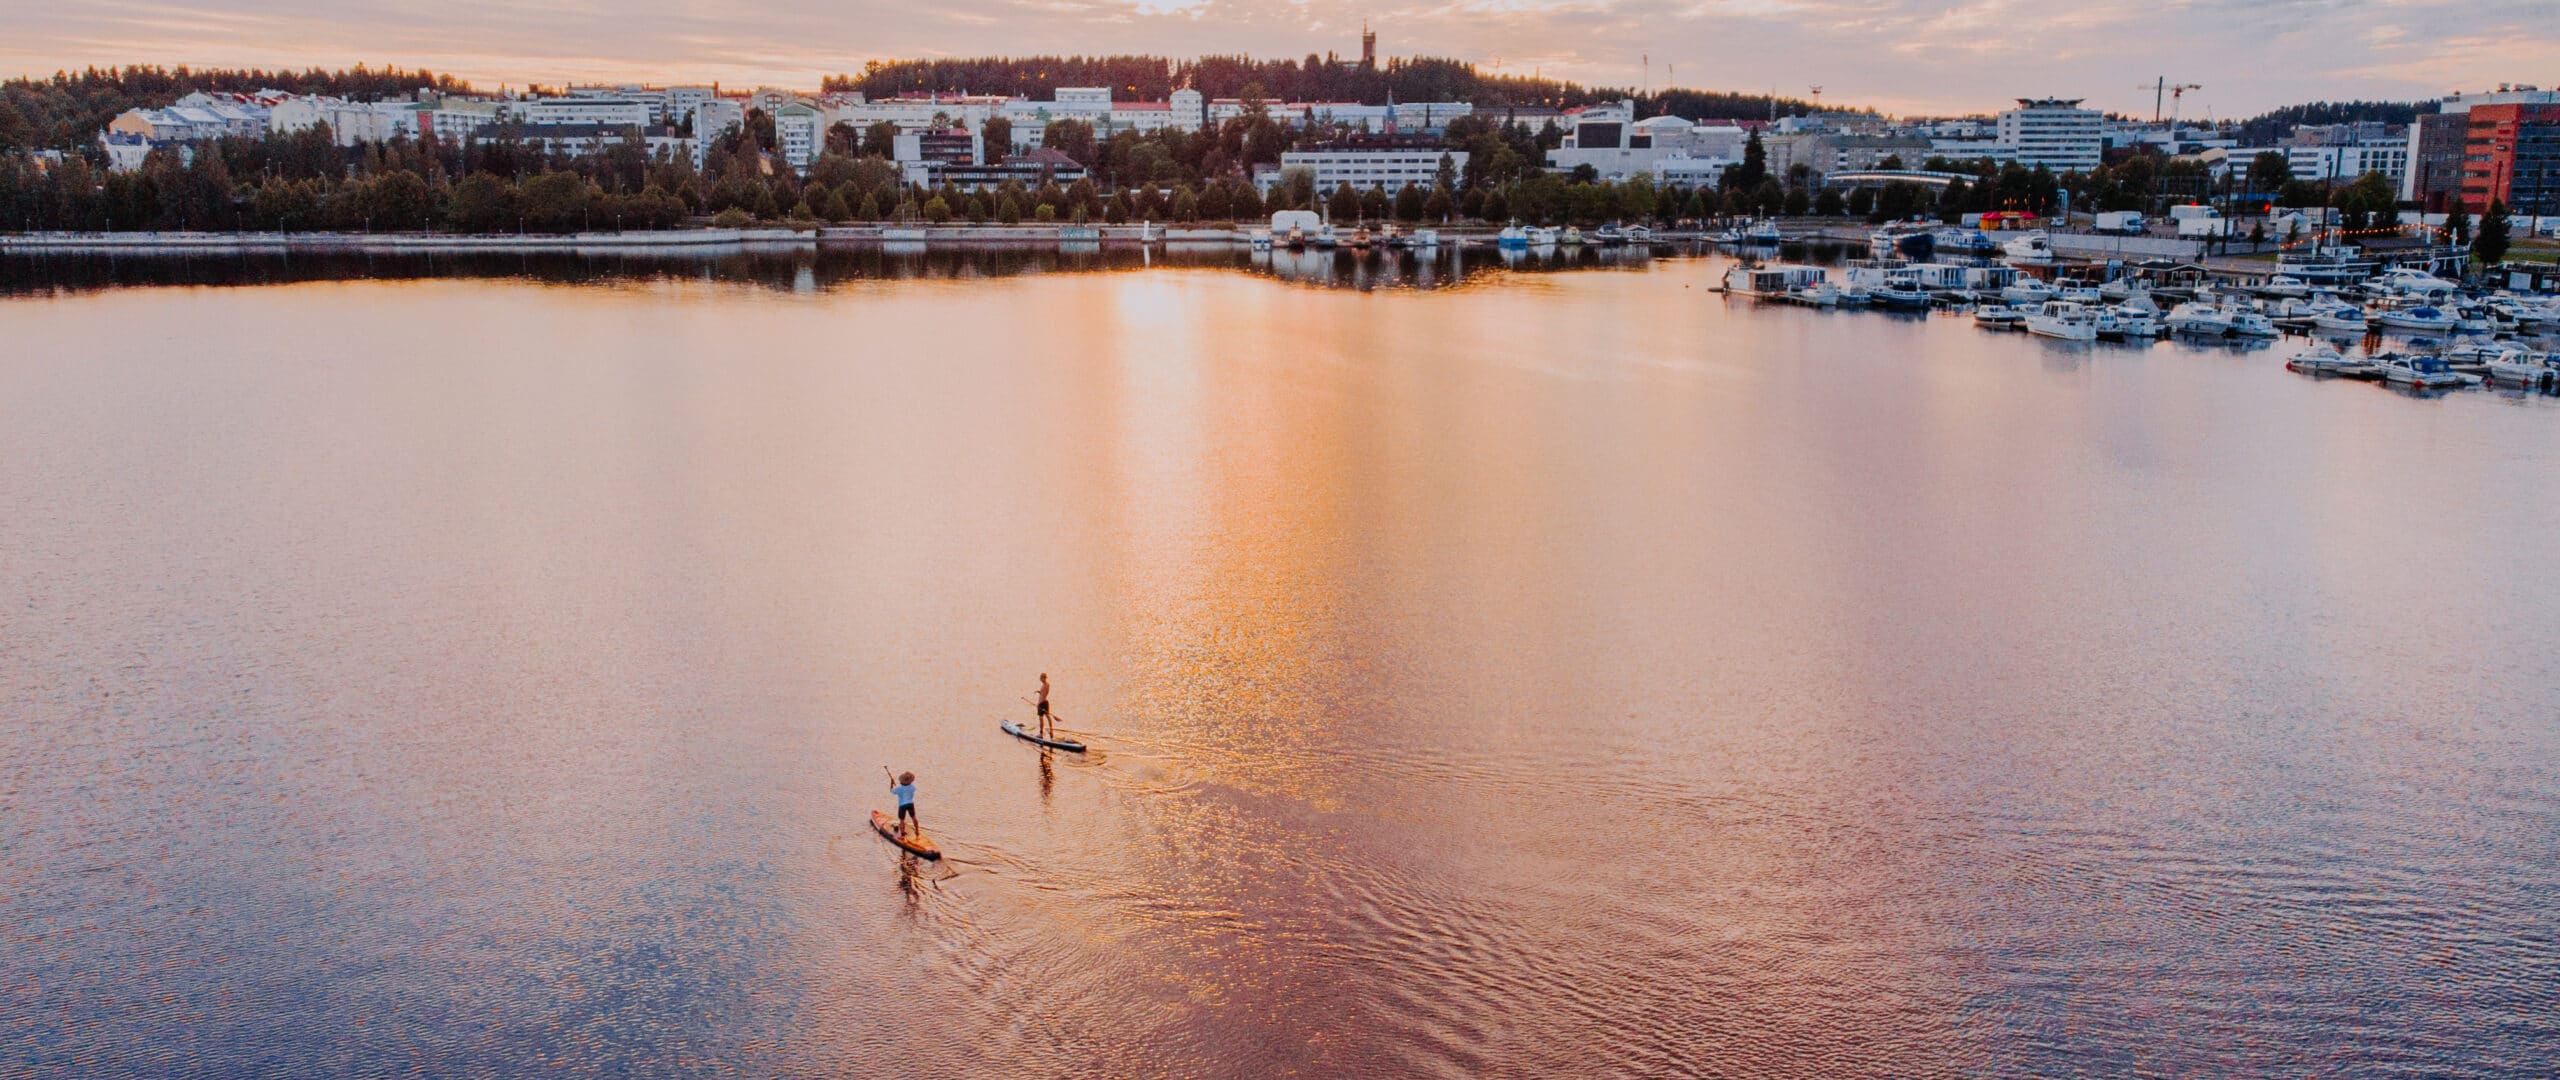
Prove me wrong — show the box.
[827,54,1824,118]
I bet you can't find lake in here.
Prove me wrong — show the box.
[4,248,2558,1077]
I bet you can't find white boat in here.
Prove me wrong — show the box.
[1784,281,1843,307]
[2001,278,2055,307]
[1722,263,1830,299]
[2485,350,2560,386]
[1411,229,1441,248]
[1312,224,1340,248]
[2285,343,2370,376]
[1496,225,1527,249]
[2298,295,2364,331]
[1932,228,2001,255]
[2165,301,2238,337]
[2256,274,2311,299]
[1974,303,2026,329]
[2373,304,2457,332]
[2487,294,2556,324]
[1871,269,1932,310]
[2228,307,2279,338]
[2026,300,2098,341]
[1248,228,1274,250]
[1561,226,1585,246]
[2375,352,2472,388]
[2054,282,2103,304]
[2093,305,2161,340]
[2365,267,2461,301]
[1626,225,1653,243]
[2002,230,2056,265]
[1742,220,1785,244]
[1524,226,1559,247]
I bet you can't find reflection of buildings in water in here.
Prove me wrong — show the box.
[0,240,1651,296]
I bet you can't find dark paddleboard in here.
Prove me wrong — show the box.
[872,810,940,859]
[1000,719,1086,752]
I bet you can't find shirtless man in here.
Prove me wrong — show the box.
[1033,673,1053,741]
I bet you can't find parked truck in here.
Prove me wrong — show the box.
[2172,205,2229,238]
[2093,211,2146,235]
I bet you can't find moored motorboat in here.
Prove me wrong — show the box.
[2026,300,2098,341]
[2002,230,2057,265]
[2001,278,2054,307]
[2165,301,2237,337]
[1974,303,2026,329]
[2285,342,2373,376]
[2374,304,2457,332]
[2375,352,2473,388]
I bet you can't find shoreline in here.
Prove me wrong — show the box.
[0,223,1706,256]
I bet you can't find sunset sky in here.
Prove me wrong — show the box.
[4,0,2556,117]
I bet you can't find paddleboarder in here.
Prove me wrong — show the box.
[1033,673,1053,741]
[884,767,920,839]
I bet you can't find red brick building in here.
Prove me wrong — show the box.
[2460,103,2560,214]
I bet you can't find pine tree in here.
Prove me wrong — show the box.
[2475,199,2511,266]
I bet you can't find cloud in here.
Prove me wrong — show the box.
[0,0,2553,114]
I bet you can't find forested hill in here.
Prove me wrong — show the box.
[2233,99,2435,144]
[827,54,1827,119]
[0,65,479,151]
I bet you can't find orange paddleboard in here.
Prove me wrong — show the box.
[872,810,940,859]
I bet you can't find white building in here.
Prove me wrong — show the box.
[2284,140,2409,185]
[516,98,652,127]
[269,97,392,144]
[1995,97,2103,172]
[774,102,825,172]
[1260,149,1467,194]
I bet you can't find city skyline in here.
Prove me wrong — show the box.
[4,0,2558,117]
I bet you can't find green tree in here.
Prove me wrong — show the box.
[1725,128,1766,191]
[980,115,1012,161]
[923,194,951,223]
[1044,119,1097,165]
[1936,177,1971,223]
[863,121,898,158]
[2443,204,2471,244]
[2245,151,2292,196]
[1424,186,1453,223]
[359,170,431,231]
[520,171,593,232]
[2475,199,2511,266]
[1393,182,1424,221]
[1330,181,1361,219]
[1814,188,1845,216]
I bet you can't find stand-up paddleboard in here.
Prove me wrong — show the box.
[1000,719,1086,752]
[871,810,940,859]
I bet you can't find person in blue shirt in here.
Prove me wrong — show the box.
[885,768,919,838]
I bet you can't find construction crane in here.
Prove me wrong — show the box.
[2138,78,2203,123]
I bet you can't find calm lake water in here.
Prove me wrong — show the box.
[4,249,2558,1078]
